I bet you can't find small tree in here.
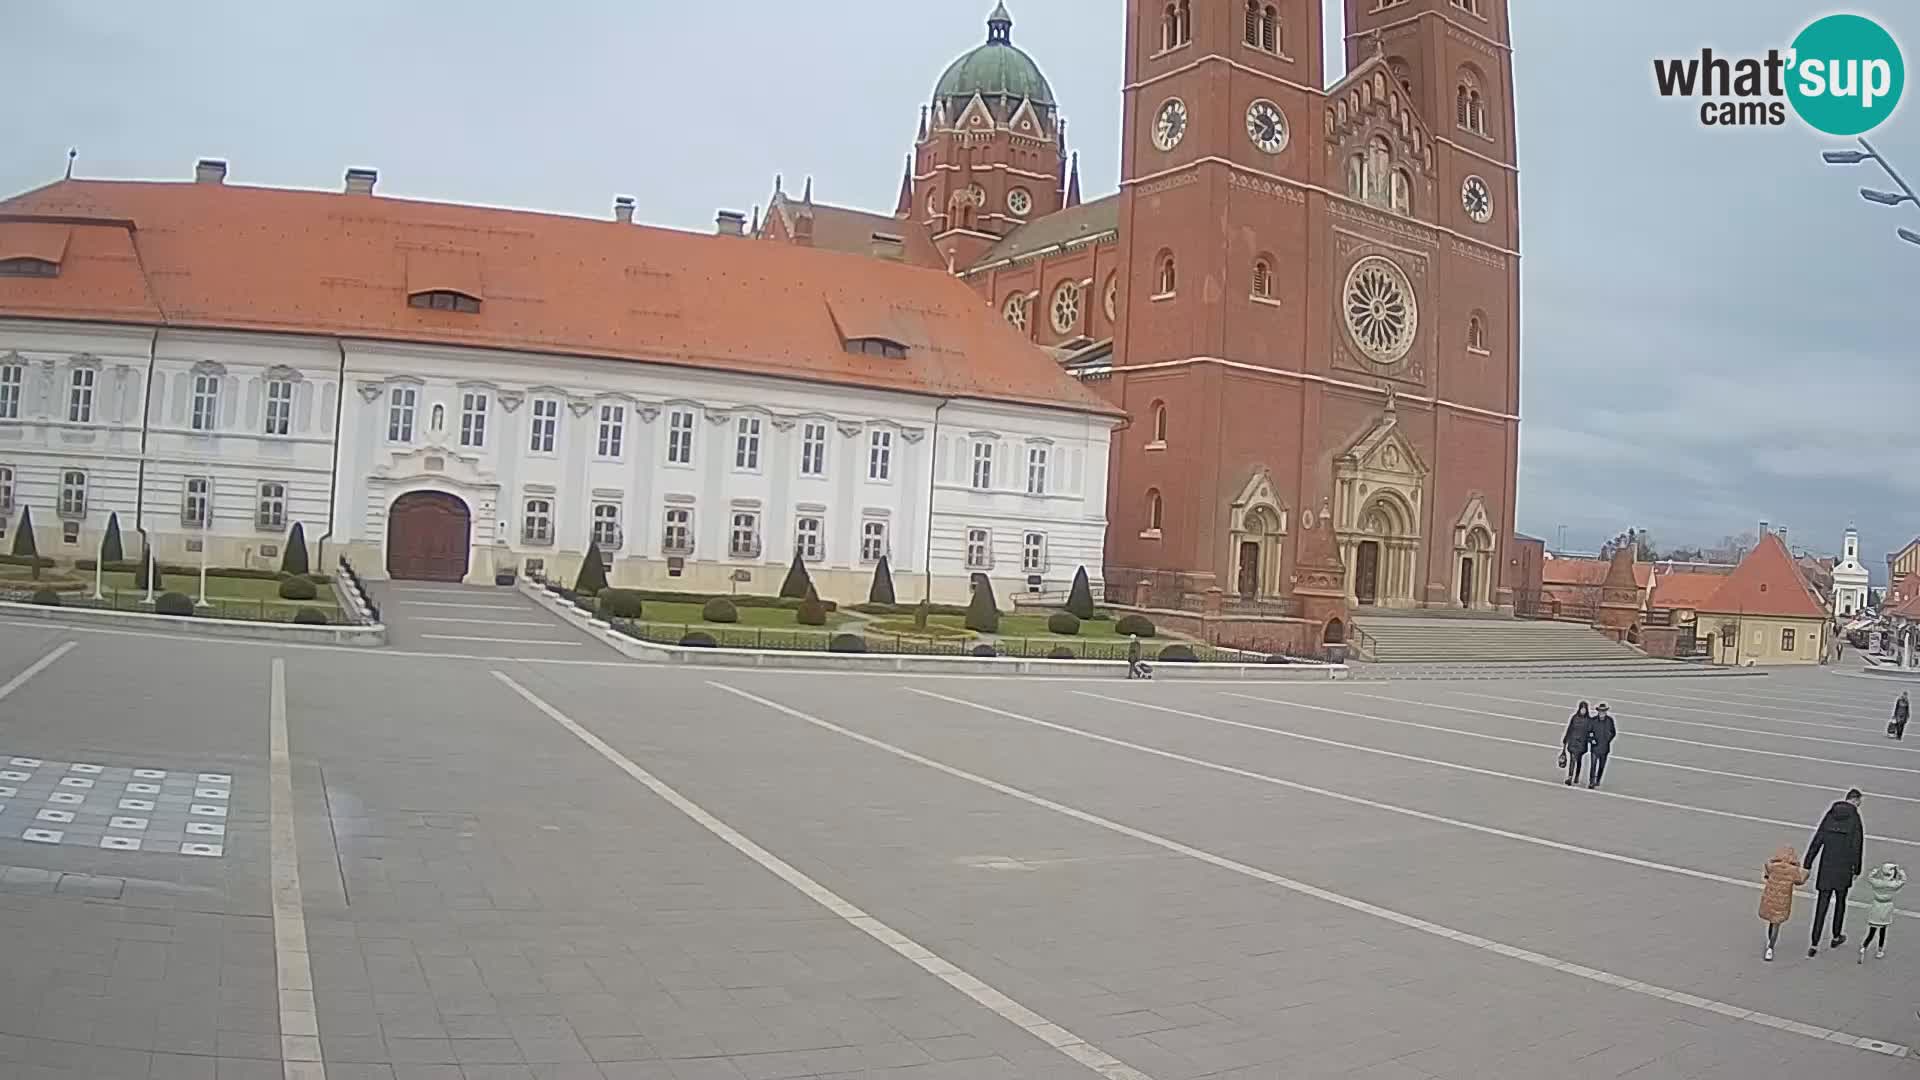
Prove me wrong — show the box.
[779,551,813,600]
[135,544,163,591]
[101,512,125,564]
[12,506,38,580]
[281,522,310,577]
[797,585,827,626]
[574,543,608,594]
[965,574,1000,634]
[869,555,896,606]
[1066,566,1095,619]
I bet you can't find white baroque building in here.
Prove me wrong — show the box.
[1833,526,1871,617]
[0,164,1118,605]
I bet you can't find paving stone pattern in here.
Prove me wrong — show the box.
[0,755,229,856]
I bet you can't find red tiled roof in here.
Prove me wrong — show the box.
[1651,570,1728,611]
[1542,558,1651,590]
[0,221,72,264]
[762,192,945,269]
[0,178,1116,417]
[1699,533,1828,620]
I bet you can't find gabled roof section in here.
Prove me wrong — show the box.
[0,177,1118,417]
[966,193,1119,272]
[404,247,484,300]
[1339,402,1429,478]
[761,190,944,268]
[1651,570,1731,611]
[0,221,73,265]
[825,294,923,352]
[1325,53,1438,174]
[1699,532,1829,619]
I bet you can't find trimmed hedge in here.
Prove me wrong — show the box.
[779,552,813,600]
[1158,644,1198,662]
[0,554,55,569]
[702,598,739,624]
[679,631,718,648]
[1115,614,1157,638]
[971,644,998,658]
[277,576,318,601]
[101,513,125,564]
[1046,611,1081,636]
[282,522,310,577]
[850,600,967,617]
[597,589,645,619]
[829,633,868,654]
[1049,646,1076,659]
[575,544,609,594]
[964,576,1000,634]
[868,555,896,606]
[154,592,195,617]
[796,586,827,627]
[30,589,60,607]
[593,588,836,612]
[1066,566,1096,619]
[73,560,330,583]
[293,607,330,626]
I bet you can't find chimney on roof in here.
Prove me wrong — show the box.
[614,196,635,224]
[194,158,228,185]
[1760,520,1770,537]
[716,210,746,237]
[344,168,378,196]
[871,232,905,261]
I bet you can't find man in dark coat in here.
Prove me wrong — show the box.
[1804,789,1866,956]
[1587,704,1617,789]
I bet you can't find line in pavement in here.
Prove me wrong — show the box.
[268,659,324,1077]
[411,617,556,627]
[1574,690,1881,735]
[420,634,578,646]
[390,601,530,611]
[494,672,1153,1080]
[0,640,76,703]
[1631,683,1890,718]
[1413,691,1920,778]
[738,684,1907,1060]
[1468,690,1920,756]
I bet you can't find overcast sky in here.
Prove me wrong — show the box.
[4,2,1915,575]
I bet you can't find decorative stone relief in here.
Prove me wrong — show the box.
[900,428,926,444]
[567,399,595,418]
[497,392,524,413]
[635,404,660,423]
[356,381,385,403]
[837,422,863,439]
[770,417,797,432]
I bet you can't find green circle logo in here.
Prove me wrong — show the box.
[1788,14,1905,136]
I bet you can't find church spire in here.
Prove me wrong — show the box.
[987,2,1013,45]
[1064,152,1081,208]
[894,155,914,217]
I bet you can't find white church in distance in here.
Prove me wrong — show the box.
[1832,526,1871,618]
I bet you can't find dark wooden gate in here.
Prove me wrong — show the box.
[386,492,471,582]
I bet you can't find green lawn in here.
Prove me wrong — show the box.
[85,571,338,613]
[909,612,1132,640]
[628,600,852,630]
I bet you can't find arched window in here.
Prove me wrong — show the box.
[1263,7,1280,53]
[1244,0,1259,46]
[1251,258,1273,300]
[1367,136,1392,204]
[1389,169,1412,215]
[1457,70,1489,135]
[1155,252,1177,296]
[1003,294,1028,332]
[1151,402,1168,443]
[1469,90,1487,135]
[1176,0,1191,46]
[1452,0,1481,14]
[1347,153,1366,199]
[1455,84,1471,129]
[1147,489,1164,532]
[1468,314,1487,352]
[1164,4,1178,50]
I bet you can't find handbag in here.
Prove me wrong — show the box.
[1557,748,1568,769]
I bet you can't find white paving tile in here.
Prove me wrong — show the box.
[109,816,149,831]
[185,821,225,837]
[67,763,103,775]
[34,809,74,824]
[118,798,156,812]
[21,829,62,844]
[100,836,141,851]
[57,777,94,790]
[47,792,82,806]
[180,842,223,857]
[193,787,229,800]
[126,783,160,795]
[197,773,232,785]
[132,769,166,779]
[190,804,228,819]
[7,758,41,768]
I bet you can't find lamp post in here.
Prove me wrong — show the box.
[92,527,105,601]
[196,477,211,608]
[1821,138,1920,248]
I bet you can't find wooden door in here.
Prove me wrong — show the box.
[1355,541,1380,606]
[1458,557,1475,607]
[386,492,471,582]
[1236,541,1260,598]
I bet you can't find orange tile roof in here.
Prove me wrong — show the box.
[1698,532,1828,620]
[1541,557,1651,590]
[0,178,1116,417]
[762,192,946,269]
[1650,570,1729,611]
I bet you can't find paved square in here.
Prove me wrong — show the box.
[0,751,231,857]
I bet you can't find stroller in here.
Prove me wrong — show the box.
[1126,635,1153,680]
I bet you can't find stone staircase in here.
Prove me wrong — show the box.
[1352,615,1651,664]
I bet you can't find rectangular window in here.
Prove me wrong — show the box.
[68,368,95,423]
[58,469,87,518]
[62,520,79,544]
[971,441,994,490]
[801,422,827,477]
[597,404,625,458]
[529,398,558,453]
[1026,445,1049,496]
[795,515,824,562]
[1782,628,1796,652]
[190,373,219,432]
[459,391,488,448]
[662,507,693,554]
[735,417,762,470]
[667,409,695,465]
[523,498,553,545]
[387,386,416,443]
[966,528,991,570]
[256,481,286,530]
[1023,531,1047,573]
[868,429,892,481]
[729,511,761,559]
[0,364,23,420]
[591,503,622,549]
[183,477,210,528]
[0,466,11,511]
[265,379,294,436]
[861,520,888,564]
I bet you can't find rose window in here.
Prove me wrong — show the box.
[1051,281,1082,335]
[1004,295,1028,331]
[1343,256,1418,364]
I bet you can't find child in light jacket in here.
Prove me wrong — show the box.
[1862,862,1906,962]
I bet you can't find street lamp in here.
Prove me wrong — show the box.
[1821,137,1920,249]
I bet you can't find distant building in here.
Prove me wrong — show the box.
[1831,526,1871,616]
[1696,532,1829,666]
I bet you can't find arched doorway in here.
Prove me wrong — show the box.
[1454,525,1494,609]
[1349,495,1415,607]
[387,491,471,582]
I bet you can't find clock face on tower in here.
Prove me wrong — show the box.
[1152,98,1188,152]
[1245,99,1289,154]
[1461,176,1494,224]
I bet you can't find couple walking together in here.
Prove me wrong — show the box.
[1561,701,1615,789]
[1759,789,1908,961]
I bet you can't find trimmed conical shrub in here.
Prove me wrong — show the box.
[779,551,813,600]
[281,522,310,577]
[869,555,896,606]
[797,585,827,626]
[1066,566,1095,619]
[574,543,608,595]
[135,545,163,591]
[101,512,125,564]
[12,506,38,580]
[964,575,1000,634]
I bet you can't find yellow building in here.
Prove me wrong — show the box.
[1697,532,1829,666]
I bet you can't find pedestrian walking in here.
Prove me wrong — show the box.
[1861,862,1906,962]
[1561,701,1593,786]
[1804,789,1866,957]
[1759,845,1809,962]
[1890,693,1909,740]
[1587,703,1617,789]
[1125,634,1151,680]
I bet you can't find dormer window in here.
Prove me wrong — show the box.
[0,258,58,278]
[846,337,908,359]
[408,290,480,314]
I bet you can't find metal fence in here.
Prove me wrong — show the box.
[605,617,1298,665]
[0,586,323,624]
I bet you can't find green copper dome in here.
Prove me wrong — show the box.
[932,4,1055,108]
